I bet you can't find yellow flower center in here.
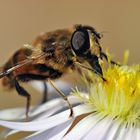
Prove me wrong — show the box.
[73,64,140,126]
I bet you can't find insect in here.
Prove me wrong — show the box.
[0,24,117,118]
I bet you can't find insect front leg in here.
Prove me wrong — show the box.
[76,67,93,83]
[82,54,106,81]
[87,54,103,76]
[14,79,31,119]
[100,52,120,66]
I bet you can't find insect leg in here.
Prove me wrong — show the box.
[14,79,31,119]
[17,74,48,104]
[48,79,73,117]
[41,81,48,103]
[100,52,120,66]
[86,54,103,76]
[75,62,106,81]
[76,67,93,83]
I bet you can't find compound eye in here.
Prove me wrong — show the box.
[71,28,90,55]
[72,31,85,50]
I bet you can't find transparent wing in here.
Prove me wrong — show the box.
[0,44,47,79]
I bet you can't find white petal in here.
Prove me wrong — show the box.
[49,124,72,140]
[0,96,80,138]
[34,96,81,121]
[83,116,122,140]
[0,108,26,120]
[29,98,66,118]
[0,105,92,131]
[115,124,128,140]
[0,105,62,138]
[122,125,138,140]
[0,99,65,138]
[0,98,64,120]
[0,98,63,121]
[0,111,70,131]
[126,126,136,140]
[23,120,72,140]
[0,95,79,120]
[62,113,104,140]
[135,127,140,140]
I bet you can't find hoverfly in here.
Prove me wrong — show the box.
[0,24,117,118]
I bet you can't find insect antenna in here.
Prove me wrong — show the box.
[75,62,106,81]
[99,31,109,38]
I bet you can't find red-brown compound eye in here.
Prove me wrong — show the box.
[71,27,90,56]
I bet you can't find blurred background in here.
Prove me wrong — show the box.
[0,0,140,139]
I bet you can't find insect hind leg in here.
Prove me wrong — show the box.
[41,81,48,103]
[14,79,31,119]
[17,74,48,104]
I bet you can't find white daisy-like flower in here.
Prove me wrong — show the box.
[0,64,140,140]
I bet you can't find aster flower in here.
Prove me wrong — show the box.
[0,63,140,140]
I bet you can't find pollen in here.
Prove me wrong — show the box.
[73,64,140,127]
